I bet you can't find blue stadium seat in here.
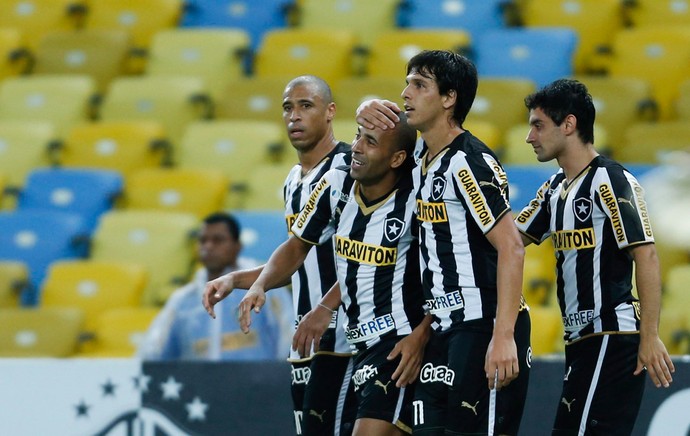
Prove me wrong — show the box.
[181,0,294,50]
[475,28,577,88]
[504,164,559,212]
[231,210,288,263]
[0,210,86,303]
[399,0,507,42]
[17,168,123,233]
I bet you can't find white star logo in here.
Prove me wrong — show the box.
[186,396,209,421]
[388,221,400,236]
[134,373,151,393]
[160,376,183,400]
[577,202,589,215]
[434,181,443,194]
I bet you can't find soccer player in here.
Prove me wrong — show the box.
[515,78,675,435]
[356,50,531,435]
[202,75,356,436]
[237,114,430,435]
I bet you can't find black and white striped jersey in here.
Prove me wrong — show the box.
[291,166,425,352]
[414,132,512,332]
[515,155,653,342]
[283,141,352,359]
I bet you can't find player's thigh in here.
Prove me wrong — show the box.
[412,332,450,435]
[291,360,312,435]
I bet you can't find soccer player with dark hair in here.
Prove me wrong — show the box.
[516,78,674,434]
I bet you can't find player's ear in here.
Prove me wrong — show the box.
[327,102,336,121]
[390,150,407,169]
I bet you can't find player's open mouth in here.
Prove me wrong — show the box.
[352,158,365,167]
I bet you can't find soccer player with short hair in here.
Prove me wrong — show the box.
[516,78,674,434]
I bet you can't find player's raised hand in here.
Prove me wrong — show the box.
[238,287,266,333]
[202,273,236,319]
[355,99,402,131]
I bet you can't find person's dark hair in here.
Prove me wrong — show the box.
[285,75,333,103]
[406,50,478,127]
[524,78,596,144]
[203,212,241,241]
[391,112,418,173]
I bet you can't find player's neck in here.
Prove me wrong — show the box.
[559,142,599,182]
[358,172,399,203]
[421,121,464,159]
[298,133,338,173]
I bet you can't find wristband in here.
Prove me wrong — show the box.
[318,302,335,313]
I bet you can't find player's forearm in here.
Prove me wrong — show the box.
[319,282,342,311]
[632,244,663,337]
[494,247,524,337]
[253,236,310,292]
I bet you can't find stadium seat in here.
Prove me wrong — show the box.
[0,121,55,189]
[658,304,690,356]
[32,29,131,91]
[77,307,159,357]
[664,264,690,309]
[238,160,297,210]
[297,0,401,48]
[0,210,86,303]
[606,27,690,120]
[0,0,83,50]
[504,164,557,212]
[475,27,578,88]
[573,75,656,156]
[146,28,250,100]
[624,0,690,27]
[58,121,170,176]
[232,210,290,262]
[181,0,294,50]
[177,120,286,194]
[83,0,183,50]
[0,307,84,357]
[123,168,229,219]
[17,168,123,233]
[528,305,563,356]
[334,77,405,119]
[89,210,198,305]
[254,29,358,85]
[522,239,557,307]
[464,120,501,152]
[521,0,623,73]
[0,28,31,81]
[215,77,288,122]
[675,79,690,121]
[365,29,470,78]
[41,260,147,332]
[466,78,535,150]
[621,121,690,164]
[331,119,360,146]
[0,261,28,308]
[98,76,211,145]
[0,75,96,137]
[399,0,507,43]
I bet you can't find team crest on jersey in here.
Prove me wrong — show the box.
[384,217,405,242]
[431,175,447,201]
[573,197,592,222]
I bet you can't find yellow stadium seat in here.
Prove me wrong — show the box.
[606,27,690,119]
[99,76,211,145]
[238,160,298,210]
[254,29,357,85]
[297,0,400,48]
[658,304,690,356]
[77,307,160,357]
[675,79,690,121]
[215,77,288,122]
[573,75,656,156]
[0,75,96,137]
[177,120,286,193]
[0,261,28,307]
[464,120,501,152]
[59,121,170,177]
[665,264,690,308]
[124,168,229,218]
[41,260,147,332]
[331,119,359,146]
[0,27,30,81]
[146,28,250,100]
[0,0,83,51]
[0,121,55,188]
[32,29,131,91]
[522,0,623,73]
[624,0,690,27]
[529,305,563,356]
[621,121,690,164]
[84,0,183,50]
[466,78,536,150]
[0,307,84,357]
[522,240,557,307]
[90,210,198,305]
[334,76,406,119]
[366,30,471,78]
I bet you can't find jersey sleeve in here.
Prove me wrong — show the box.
[452,152,511,234]
[595,167,655,249]
[514,177,554,244]
[290,169,339,245]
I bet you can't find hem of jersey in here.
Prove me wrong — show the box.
[565,330,639,345]
[286,356,314,363]
[395,419,412,435]
[518,229,542,245]
[484,208,511,234]
[291,232,319,246]
[312,350,353,357]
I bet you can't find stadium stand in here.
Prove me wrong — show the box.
[623,0,690,27]
[0,0,83,51]
[0,27,30,81]
[621,121,690,164]
[0,121,55,190]
[232,210,289,262]
[0,261,28,308]
[0,307,84,357]
[334,76,406,118]
[215,77,288,122]
[76,307,159,357]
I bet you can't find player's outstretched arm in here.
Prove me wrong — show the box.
[388,315,432,387]
[355,99,402,131]
[238,236,311,333]
[202,266,264,319]
[292,283,341,357]
[630,243,675,388]
[485,214,525,390]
